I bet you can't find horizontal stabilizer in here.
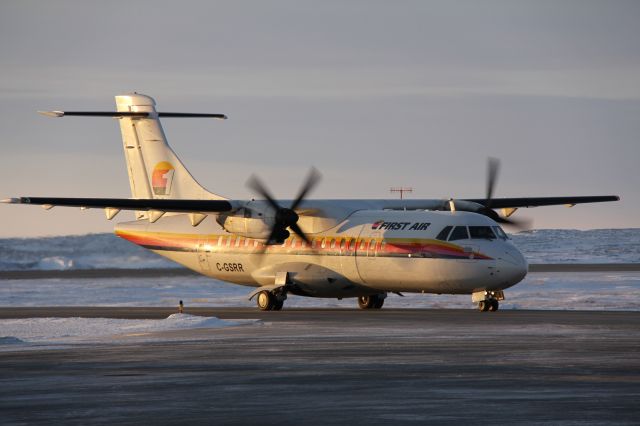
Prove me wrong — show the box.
[158,113,228,119]
[38,111,227,119]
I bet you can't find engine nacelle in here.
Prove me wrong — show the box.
[447,200,486,213]
[216,204,274,240]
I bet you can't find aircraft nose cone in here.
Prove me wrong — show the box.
[498,250,528,286]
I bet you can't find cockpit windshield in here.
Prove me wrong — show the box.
[436,226,452,241]
[468,226,496,240]
[492,226,509,240]
[442,225,508,242]
[448,226,469,241]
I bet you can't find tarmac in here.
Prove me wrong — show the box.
[1,308,640,425]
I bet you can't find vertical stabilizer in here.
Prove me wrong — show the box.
[115,93,226,202]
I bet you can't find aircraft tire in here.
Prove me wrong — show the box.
[489,299,499,312]
[373,297,385,309]
[358,294,384,310]
[358,296,375,309]
[272,300,284,311]
[478,300,490,312]
[257,291,275,311]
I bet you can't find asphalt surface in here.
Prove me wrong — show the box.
[1,308,640,425]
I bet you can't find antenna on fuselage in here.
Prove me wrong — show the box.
[390,187,413,200]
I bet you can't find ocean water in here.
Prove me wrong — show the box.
[0,228,639,271]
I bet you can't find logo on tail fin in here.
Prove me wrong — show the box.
[152,161,175,195]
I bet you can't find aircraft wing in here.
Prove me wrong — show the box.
[461,195,620,208]
[2,195,620,213]
[1,197,234,213]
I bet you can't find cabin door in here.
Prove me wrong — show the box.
[197,241,211,271]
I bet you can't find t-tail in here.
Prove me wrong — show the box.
[114,93,227,203]
[38,92,228,212]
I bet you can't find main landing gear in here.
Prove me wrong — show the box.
[357,293,386,310]
[256,290,286,311]
[472,290,504,313]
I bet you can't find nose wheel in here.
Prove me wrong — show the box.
[473,290,503,312]
[478,298,499,312]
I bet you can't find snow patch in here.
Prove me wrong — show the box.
[0,314,260,347]
[0,336,24,345]
[35,256,74,270]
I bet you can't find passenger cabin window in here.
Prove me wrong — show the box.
[469,226,496,240]
[448,226,469,241]
[436,226,453,241]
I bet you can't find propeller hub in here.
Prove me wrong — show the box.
[276,208,299,227]
[246,168,321,246]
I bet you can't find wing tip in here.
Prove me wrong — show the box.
[1,197,20,204]
[38,110,64,118]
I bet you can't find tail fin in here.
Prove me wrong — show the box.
[115,93,226,201]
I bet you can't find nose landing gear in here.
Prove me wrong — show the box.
[472,290,504,312]
[477,298,499,312]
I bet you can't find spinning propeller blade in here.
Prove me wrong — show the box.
[481,158,531,231]
[247,168,321,245]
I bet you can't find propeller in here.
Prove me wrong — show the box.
[247,168,321,245]
[480,158,532,231]
[485,157,500,210]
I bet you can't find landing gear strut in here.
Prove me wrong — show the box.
[256,290,286,311]
[357,293,386,310]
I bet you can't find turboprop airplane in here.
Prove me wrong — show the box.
[2,93,620,311]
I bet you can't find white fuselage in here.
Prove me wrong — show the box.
[115,209,528,298]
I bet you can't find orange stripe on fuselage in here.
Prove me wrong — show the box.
[115,230,494,260]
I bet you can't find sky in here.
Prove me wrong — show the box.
[0,0,639,237]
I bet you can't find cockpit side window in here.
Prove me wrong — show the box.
[448,226,469,241]
[492,226,509,240]
[469,226,496,240]
[436,226,453,241]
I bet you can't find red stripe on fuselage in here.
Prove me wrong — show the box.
[115,230,494,260]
